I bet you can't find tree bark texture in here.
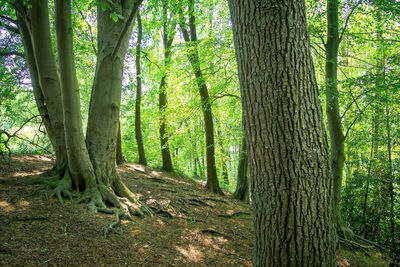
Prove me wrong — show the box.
[228,1,336,266]
[325,0,345,229]
[179,0,222,195]
[134,13,147,166]
[23,0,68,173]
[233,135,249,203]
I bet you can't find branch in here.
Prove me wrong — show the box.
[212,93,240,101]
[111,0,142,60]
[0,14,16,24]
[344,100,373,140]
[140,51,160,69]
[0,20,20,34]
[339,0,363,43]
[0,51,24,58]
[73,1,97,55]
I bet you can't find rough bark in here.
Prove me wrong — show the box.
[325,0,345,230]
[134,13,147,166]
[233,135,249,203]
[228,1,336,266]
[21,0,68,174]
[179,0,223,195]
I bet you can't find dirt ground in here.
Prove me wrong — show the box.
[0,154,395,266]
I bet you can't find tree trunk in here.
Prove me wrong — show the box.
[134,13,147,166]
[228,1,336,266]
[158,1,176,172]
[15,13,55,155]
[54,0,95,194]
[179,0,222,195]
[325,0,345,230]
[83,0,149,216]
[233,135,249,203]
[22,0,68,174]
[216,118,229,185]
[116,122,126,165]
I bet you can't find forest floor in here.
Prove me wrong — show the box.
[0,154,396,266]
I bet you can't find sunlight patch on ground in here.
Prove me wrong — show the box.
[0,201,15,212]
[17,200,30,207]
[176,245,203,262]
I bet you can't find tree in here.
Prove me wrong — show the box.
[228,0,336,265]
[134,12,147,166]
[14,0,68,175]
[233,135,249,203]
[158,0,176,172]
[179,0,223,195]
[14,0,150,218]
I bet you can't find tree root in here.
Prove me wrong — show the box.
[338,226,388,255]
[50,169,73,204]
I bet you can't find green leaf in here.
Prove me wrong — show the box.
[110,13,118,22]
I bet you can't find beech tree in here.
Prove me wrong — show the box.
[14,0,150,218]
[228,0,336,265]
[179,0,223,195]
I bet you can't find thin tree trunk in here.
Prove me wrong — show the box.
[116,122,125,165]
[158,1,176,172]
[233,135,249,203]
[229,1,336,265]
[134,13,147,166]
[325,0,345,230]
[179,0,222,195]
[216,118,229,185]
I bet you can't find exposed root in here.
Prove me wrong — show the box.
[27,174,59,185]
[50,169,73,204]
[76,184,151,220]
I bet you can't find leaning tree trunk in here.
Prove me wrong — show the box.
[16,13,55,154]
[21,0,67,174]
[85,0,150,216]
[325,0,345,231]
[228,1,336,266]
[179,0,222,195]
[233,135,249,203]
[134,13,147,166]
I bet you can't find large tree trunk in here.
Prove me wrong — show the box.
[54,0,95,197]
[228,1,336,266]
[325,0,345,230]
[18,0,67,174]
[233,135,249,203]
[134,13,147,166]
[84,0,149,216]
[179,0,223,195]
